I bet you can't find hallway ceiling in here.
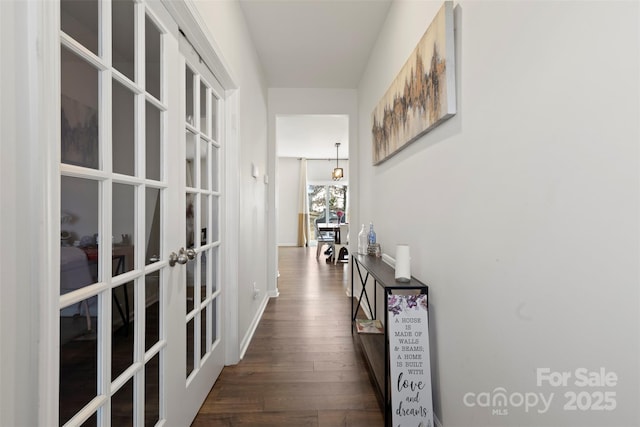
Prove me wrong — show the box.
[238,0,392,88]
[239,0,391,158]
[276,114,349,159]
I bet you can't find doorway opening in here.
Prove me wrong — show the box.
[275,114,349,248]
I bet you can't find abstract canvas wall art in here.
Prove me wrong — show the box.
[371,1,456,165]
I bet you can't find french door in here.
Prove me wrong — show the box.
[57,0,224,425]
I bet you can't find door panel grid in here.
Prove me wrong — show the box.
[184,61,222,382]
[59,1,169,425]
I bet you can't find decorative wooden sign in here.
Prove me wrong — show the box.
[388,294,433,426]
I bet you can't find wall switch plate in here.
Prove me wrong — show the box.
[264,174,269,184]
[252,163,259,178]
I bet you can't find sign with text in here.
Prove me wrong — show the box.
[388,294,433,427]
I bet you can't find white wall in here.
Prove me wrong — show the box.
[306,159,350,185]
[357,1,639,426]
[192,1,270,354]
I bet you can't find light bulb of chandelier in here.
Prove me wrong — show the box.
[332,167,343,180]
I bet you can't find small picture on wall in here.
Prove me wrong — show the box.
[61,94,99,169]
[371,1,456,165]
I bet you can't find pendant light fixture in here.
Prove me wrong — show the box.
[332,142,343,181]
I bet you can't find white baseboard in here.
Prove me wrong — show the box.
[238,294,270,360]
[381,252,395,267]
[267,288,279,298]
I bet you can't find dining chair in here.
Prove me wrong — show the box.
[333,223,349,265]
[315,221,335,260]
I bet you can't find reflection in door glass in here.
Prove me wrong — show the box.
[113,183,135,275]
[186,193,195,249]
[211,93,219,140]
[111,377,134,425]
[186,66,195,126]
[186,318,195,378]
[211,246,219,293]
[201,195,209,246]
[61,176,99,294]
[200,251,208,303]
[200,309,207,359]
[59,307,99,426]
[211,145,219,191]
[185,131,196,187]
[200,82,208,135]
[112,80,135,176]
[210,196,219,243]
[186,248,195,313]
[61,0,99,56]
[145,353,160,426]
[200,139,209,190]
[61,47,99,170]
[112,0,135,81]
[145,273,160,351]
[111,282,135,381]
[146,101,161,181]
[211,299,218,345]
[145,188,161,265]
[145,14,161,100]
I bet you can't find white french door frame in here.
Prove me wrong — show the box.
[1,1,62,426]
[2,0,241,424]
[161,0,242,367]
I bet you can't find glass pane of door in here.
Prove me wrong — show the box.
[112,80,135,176]
[145,353,160,426]
[199,82,208,135]
[60,176,99,292]
[61,47,99,170]
[59,307,99,426]
[60,0,99,56]
[185,66,195,126]
[111,378,134,425]
[145,14,161,100]
[146,102,161,181]
[112,0,135,81]
[145,188,161,266]
[113,183,135,275]
[145,273,160,351]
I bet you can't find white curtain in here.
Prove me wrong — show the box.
[297,159,309,247]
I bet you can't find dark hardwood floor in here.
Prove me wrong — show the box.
[192,247,383,426]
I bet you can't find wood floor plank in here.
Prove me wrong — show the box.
[264,394,380,412]
[192,247,382,426]
[318,410,385,427]
[192,411,319,427]
[209,381,377,398]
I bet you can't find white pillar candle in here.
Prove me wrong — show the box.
[395,244,411,282]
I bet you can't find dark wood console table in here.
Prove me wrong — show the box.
[351,254,428,426]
